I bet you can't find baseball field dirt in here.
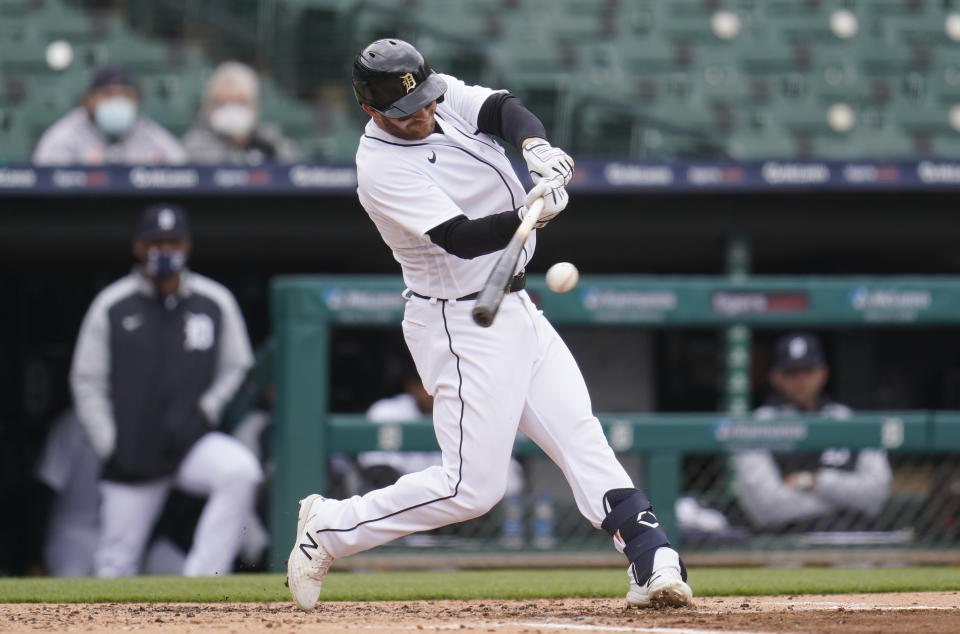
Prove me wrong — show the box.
[3,592,957,633]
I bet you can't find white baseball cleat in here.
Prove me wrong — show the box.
[286,494,334,610]
[626,567,693,608]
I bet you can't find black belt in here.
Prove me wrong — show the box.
[410,271,525,301]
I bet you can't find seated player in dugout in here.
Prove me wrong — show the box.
[285,38,692,610]
[731,331,892,532]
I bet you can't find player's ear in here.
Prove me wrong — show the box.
[132,239,147,261]
[816,365,829,385]
[769,368,784,390]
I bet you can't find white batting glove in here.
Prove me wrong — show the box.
[521,177,569,229]
[522,138,575,185]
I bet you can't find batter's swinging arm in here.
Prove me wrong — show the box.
[471,196,544,327]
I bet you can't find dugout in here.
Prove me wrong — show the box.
[266,274,960,571]
[4,174,960,574]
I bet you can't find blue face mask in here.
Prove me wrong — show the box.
[145,248,186,279]
[94,97,137,137]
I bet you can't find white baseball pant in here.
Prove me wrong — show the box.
[309,291,634,558]
[95,431,263,577]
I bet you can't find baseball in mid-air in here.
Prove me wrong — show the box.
[545,262,579,293]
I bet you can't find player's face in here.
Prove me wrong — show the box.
[133,238,191,269]
[770,365,828,411]
[372,101,438,140]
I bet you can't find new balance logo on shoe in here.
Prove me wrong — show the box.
[299,531,320,560]
[288,495,335,610]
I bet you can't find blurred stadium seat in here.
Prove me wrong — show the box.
[0,106,33,161]
[1,0,959,163]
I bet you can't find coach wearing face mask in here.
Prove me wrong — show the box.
[70,203,262,578]
[183,61,301,165]
[33,65,187,165]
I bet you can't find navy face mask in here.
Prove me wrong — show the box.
[145,248,186,279]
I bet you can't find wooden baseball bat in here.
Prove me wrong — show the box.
[471,197,544,327]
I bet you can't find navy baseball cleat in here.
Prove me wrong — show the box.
[286,494,335,610]
[625,566,693,608]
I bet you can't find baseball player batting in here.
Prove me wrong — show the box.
[287,38,692,610]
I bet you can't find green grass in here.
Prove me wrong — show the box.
[1,567,958,603]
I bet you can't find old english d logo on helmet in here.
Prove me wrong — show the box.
[352,38,447,119]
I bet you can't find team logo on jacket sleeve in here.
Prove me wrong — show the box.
[183,312,215,351]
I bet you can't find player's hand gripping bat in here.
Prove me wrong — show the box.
[471,196,544,327]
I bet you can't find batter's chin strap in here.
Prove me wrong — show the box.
[601,488,688,586]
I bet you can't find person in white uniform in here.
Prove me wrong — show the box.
[33,409,100,577]
[287,38,692,610]
[732,332,891,531]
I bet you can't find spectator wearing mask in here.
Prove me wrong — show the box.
[731,332,892,532]
[33,65,186,165]
[182,61,301,164]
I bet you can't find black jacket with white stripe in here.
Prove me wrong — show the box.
[70,269,252,482]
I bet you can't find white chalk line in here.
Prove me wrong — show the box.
[758,600,957,611]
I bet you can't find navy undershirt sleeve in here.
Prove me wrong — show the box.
[426,210,521,259]
[477,93,547,150]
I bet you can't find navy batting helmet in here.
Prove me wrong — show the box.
[352,38,447,118]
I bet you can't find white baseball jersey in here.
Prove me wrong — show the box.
[356,74,533,299]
